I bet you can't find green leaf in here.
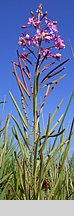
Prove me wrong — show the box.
[11,115,30,150]
[33,76,37,118]
[52,91,74,150]
[14,151,23,172]
[0,172,13,184]
[0,182,8,200]
[0,175,13,200]
[12,126,28,158]
[41,139,66,189]
[40,114,64,144]
[9,91,28,130]
[0,126,5,133]
[40,128,65,140]
[40,114,50,151]
[48,118,74,199]
[50,99,63,123]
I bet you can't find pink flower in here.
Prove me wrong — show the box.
[28,17,35,25]
[25,34,31,40]
[45,19,58,32]
[53,53,61,60]
[28,17,40,28]
[27,40,32,46]
[21,32,32,46]
[18,37,26,46]
[22,32,32,40]
[45,33,51,42]
[40,48,52,58]
[36,29,50,42]
[32,36,38,46]
[21,52,28,58]
[54,35,65,49]
[18,5,65,61]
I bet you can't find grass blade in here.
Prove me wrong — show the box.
[52,91,74,150]
[9,91,28,130]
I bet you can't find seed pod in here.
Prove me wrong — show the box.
[42,178,50,191]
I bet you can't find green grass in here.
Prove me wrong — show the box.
[0,92,74,200]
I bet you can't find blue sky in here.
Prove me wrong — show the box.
[0,0,74,154]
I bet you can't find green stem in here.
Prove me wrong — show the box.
[33,75,37,198]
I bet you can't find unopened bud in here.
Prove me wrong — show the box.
[21,25,28,28]
[43,11,47,17]
[38,4,42,10]
[30,11,34,17]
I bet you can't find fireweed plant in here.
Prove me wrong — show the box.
[7,4,74,199]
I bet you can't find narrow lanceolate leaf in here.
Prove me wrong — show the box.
[40,62,55,74]
[12,60,28,90]
[36,122,43,200]
[61,117,74,167]
[12,63,28,104]
[0,176,12,200]
[50,99,64,123]
[36,71,40,92]
[13,61,30,98]
[22,58,31,77]
[26,45,37,59]
[40,114,64,145]
[59,91,74,133]
[36,150,43,199]
[19,64,28,90]
[4,114,11,145]
[40,84,50,114]
[40,58,70,84]
[33,75,39,198]
[41,140,66,190]
[49,119,74,199]
[33,76,37,118]
[39,74,66,89]
[59,127,65,157]
[21,96,31,126]
[12,62,30,99]
[11,115,30,149]
[22,67,31,80]
[48,118,74,199]
[19,83,31,110]
[46,139,66,162]
[0,172,13,184]
[40,128,65,140]
[9,91,28,129]
[23,158,29,200]
[52,91,74,149]
[0,126,5,133]
[17,49,32,65]
[17,50,32,65]
[33,135,40,175]
[14,151,23,172]
[40,114,50,151]
[19,63,29,91]
[12,126,27,159]
[19,79,31,99]
[40,80,59,115]
[35,53,40,72]
[40,67,65,84]
[48,114,64,136]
